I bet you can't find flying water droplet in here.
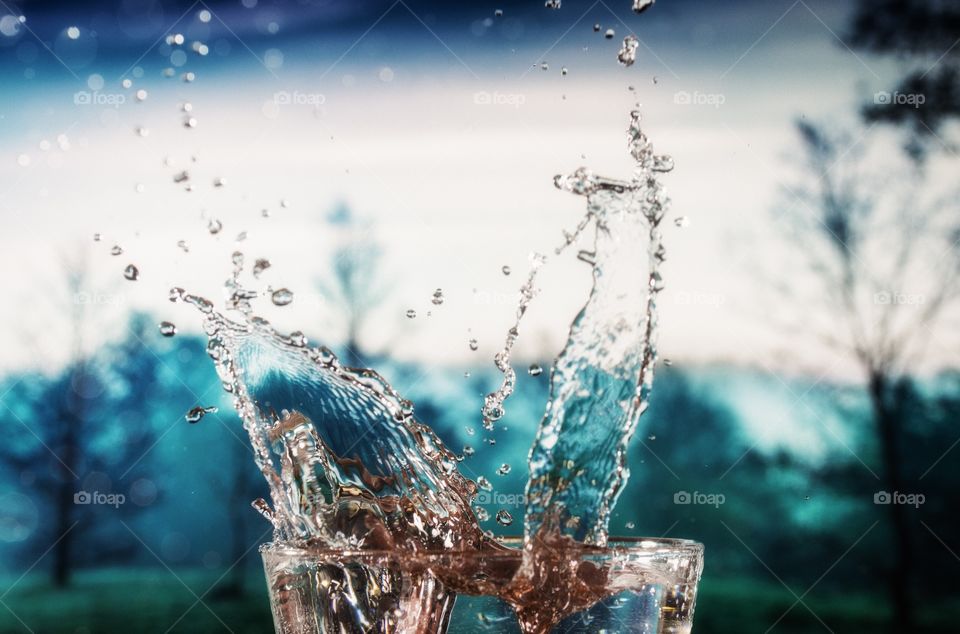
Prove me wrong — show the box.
[177,240,189,253]
[169,287,185,303]
[475,506,490,522]
[495,510,513,526]
[497,463,511,476]
[185,405,218,423]
[271,288,294,306]
[545,0,561,8]
[501,265,511,276]
[476,476,493,491]
[123,264,139,281]
[528,364,543,376]
[207,219,223,235]
[593,23,601,32]
[469,338,479,351]
[135,89,148,102]
[110,245,123,256]
[674,216,689,228]
[406,309,417,319]
[633,0,655,14]
[431,289,444,305]
[494,9,503,17]
[618,35,639,67]
[159,321,177,337]
[626,521,636,529]
[253,258,271,278]
[604,28,615,39]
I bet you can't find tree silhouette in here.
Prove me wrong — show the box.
[773,118,960,631]
[0,259,162,586]
[317,202,388,368]
[850,0,960,159]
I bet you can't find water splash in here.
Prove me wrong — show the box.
[523,107,671,546]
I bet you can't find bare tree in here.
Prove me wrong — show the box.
[774,119,960,631]
[316,202,388,368]
[849,0,960,160]
[0,255,159,586]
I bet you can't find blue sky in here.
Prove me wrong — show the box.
[1,0,954,378]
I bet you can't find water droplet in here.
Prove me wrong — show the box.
[66,26,80,40]
[476,476,493,491]
[674,216,689,228]
[208,219,223,234]
[184,117,198,128]
[496,463,511,476]
[540,62,549,71]
[431,288,444,305]
[135,126,149,137]
[261,208,270,218]
[177,239,189,253]
[185,405,217,423]
[168,287,185,303]
[271,288,294,306]
[123,264,139,281]
[182,71,196,82]
[159,321,177,337]
[626,521,636,529]
[92,233,101,242]
[495,510,513,526]
[405,309,417,319]
[593,23,601,32]
[475,506,490,522]
[253,258,271,278]
[173,170,189,184]
[561,67,568,76]
[618,35,639,67]
[469,338,479,351]
[663,358,673,366]
[633,0,655,14]
[528,364,543,376]
[494,9,503,17]
[604,28,615,39]
[501,265,511,276]
[647,434,656,441]
[121,78,132,89]
[135,89,148,102]
[110,245,123,256]
[213,176,226,188]
[545,0,561,8]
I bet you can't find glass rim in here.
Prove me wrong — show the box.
[260,537,704,559]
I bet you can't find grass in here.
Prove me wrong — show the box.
[0,568,273,634]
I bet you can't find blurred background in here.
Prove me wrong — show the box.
[1,0,958,632]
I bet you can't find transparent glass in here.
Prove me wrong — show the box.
[261,537,704,634]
